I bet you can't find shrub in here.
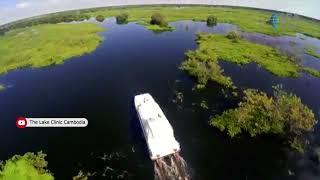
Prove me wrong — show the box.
[150,13,168,27]
[95,15,105,22]
[226,31,242,42]
[116,13,129,24]
[180,57,233,88]
[210,86,316,152]
[0,152,54,179]
[206,15,217,27]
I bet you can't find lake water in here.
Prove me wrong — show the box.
[0,19,320,180]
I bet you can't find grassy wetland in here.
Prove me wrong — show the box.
[0,23,103,75]
[84,6,320,38]
[180,32,320,88]
[1,5,320,77]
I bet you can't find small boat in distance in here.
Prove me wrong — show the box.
[134,93,181,160]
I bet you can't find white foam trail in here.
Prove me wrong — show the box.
[153,153,189,180]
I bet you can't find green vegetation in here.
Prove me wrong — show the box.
[303,67,320,77]
[83,6,320,38]
[116,13,129,24]
[206,15,217,27]
[95,15,105,22]
[180,57,233,88]
[0,84,5,91]
[200,100,209,109]
[2,6,320,36]
[172,91,184,104]
[0,152,54,180]
[305,45,320,59]
[0,10,91,35]
[180,33,301,88]
[73,171,91,180]
[226,31,242,42]
[210,87,316,152]
[136,13,175,32]
[144,24,175,32]
[147,12,175,32]
[0,23,103,75]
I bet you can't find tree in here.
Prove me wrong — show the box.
[206,15,217,27]
[96,15,105,22]
[0,152,54,180]
[116,13,129,24]
[150,13,168,27]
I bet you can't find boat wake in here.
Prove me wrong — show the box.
[154,152,189,180]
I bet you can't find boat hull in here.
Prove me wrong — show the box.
[134,93,181,160]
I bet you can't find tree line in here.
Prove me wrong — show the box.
[0,10,91,35]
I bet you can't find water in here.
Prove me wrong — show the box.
[0,19,320,179]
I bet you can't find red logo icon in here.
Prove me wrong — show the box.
[16,117,27,129]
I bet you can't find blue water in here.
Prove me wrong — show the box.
[0,19,320,179]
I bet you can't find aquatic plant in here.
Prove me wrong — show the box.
[95,15,105,22]
[180,32,312,88]
[200,100,209,109]
[175,92,184,103]
[305,45,320,59]
[0,152,54,179]
[0,84,5,91]
[180,57,233,88]
[73,171,92,180]
[144,24,175,32]
[210,87,316,152]
[206,15,217,27]
[302,67,320,77]
[116,13,129,24]
[0,23,103,75]
[303,67,320,77]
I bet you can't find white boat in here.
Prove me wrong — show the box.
[134,93,181,160]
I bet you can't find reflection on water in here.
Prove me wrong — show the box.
[0,19,319,179]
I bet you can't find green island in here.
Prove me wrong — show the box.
[210,87,316,152]
[305,45,320,59]
[141,22,175,32]
[0,152,54,180]
[180,32,320,88]
[0,23,103,75]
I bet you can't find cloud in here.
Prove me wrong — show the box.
[16,2,30,8]
[0,0,319,25]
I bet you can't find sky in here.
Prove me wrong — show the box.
[0,0,319,25]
